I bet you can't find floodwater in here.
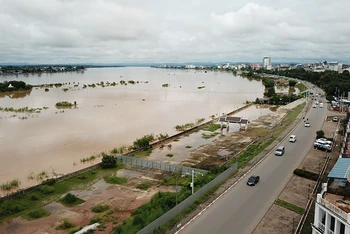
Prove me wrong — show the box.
[148,105,274,163]
[0,67,268,192]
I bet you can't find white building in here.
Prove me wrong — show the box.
[312,158,350,234]
[263,57,272,70]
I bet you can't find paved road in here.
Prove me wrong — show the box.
[179,88,327,234]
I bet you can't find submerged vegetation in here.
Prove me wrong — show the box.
[55,101,74,107]
[0,81,32,93]
[0,179,20,191]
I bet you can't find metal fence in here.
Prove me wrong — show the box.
[136,162,238,234]
[116,156,208,175]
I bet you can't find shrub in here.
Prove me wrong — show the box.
[0,200,27,217]
[101,155,117,168]
[55,101,73,107]
[293,169,319,181]
[316,130,325,139]
[60,193,85,206]
[136,183,152,190]
[39,185,55,194]
[0,179,20,191]
[42,178,56,186]
[89,215,103,224]
[25,208,50,220]
[91,204,110,213]
[30,195,39,201]
[166,154,173,157]
[105,176,127,185]
[133,134,154,149]
[56,218,75,229]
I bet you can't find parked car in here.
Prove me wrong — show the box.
[315,138,333,145]
[313,104,317,108]
[247,175,260,186]
[332,117,339,122]
[289,135,297,143]
[319,103,324,108]
[316,144,332,152]
[275,146,285,156]
[305,122,311,127]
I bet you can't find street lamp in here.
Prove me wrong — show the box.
[190,170,203,194]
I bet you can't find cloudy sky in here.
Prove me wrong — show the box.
[0,0,349,64]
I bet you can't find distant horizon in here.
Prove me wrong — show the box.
[0,60,348,67]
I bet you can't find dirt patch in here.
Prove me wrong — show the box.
[253,204,301,234]
[0,170,174,234]
[185,101,303,169]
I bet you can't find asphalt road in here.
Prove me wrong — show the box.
[179,88,327,234]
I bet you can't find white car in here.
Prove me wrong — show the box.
[313,104,317,108]
[289,135,297,143]
[305,122,311,127]
[315,138,333,145]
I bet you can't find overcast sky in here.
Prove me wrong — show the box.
[0,0,349,64]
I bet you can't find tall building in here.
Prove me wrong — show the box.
[263,57,272,70]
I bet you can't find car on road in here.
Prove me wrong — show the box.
[305,122,311,127]
[247,175,260,186]
[332,117,339,122]
[275,146,285,156]
[313,104,317,108]
[289,135,297,143]
[319,103,324,108]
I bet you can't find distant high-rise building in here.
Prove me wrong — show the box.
[263,57,272,70]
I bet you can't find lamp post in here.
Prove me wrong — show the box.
[190,170,203,195]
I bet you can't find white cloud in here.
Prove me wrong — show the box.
[0,0,350,63]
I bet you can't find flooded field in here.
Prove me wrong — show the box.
[0,67,269,192]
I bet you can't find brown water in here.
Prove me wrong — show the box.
[0,67,267,192]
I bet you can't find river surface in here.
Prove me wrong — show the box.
[0,67,267,192]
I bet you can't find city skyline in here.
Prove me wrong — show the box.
[1,0,350,64]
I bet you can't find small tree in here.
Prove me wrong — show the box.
[316,130,325,139]
[289,80,297,87]
[101,155,117,168]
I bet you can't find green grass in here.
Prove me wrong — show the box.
[134,148,152,158]
[89,215,103,224]
[59,193,85,207]
[275,199,305,215]
[295,82,307,92]
[104,176,128,184]
[91,204,110,213]
[56,219,75,230]
[0,164,124,223]
[24,208,50,220]
[66,227,82,234]
[202,132,220,139]
[202,124,221,132]
[136,183,152,190]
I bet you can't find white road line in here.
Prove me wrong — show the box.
[176,103,306,234]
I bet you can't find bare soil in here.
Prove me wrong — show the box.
[0,169,174,234]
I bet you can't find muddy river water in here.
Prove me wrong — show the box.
[0,67,268,191]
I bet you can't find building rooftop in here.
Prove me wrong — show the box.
[328,158,350,180]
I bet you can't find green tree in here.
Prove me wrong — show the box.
[101,155,117,168]
[288,80,297,87]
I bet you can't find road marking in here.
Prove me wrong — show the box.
[176,103,307,234]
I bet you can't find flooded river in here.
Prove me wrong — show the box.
[0,67,266,191]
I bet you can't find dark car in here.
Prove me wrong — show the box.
[247,175,260,186]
